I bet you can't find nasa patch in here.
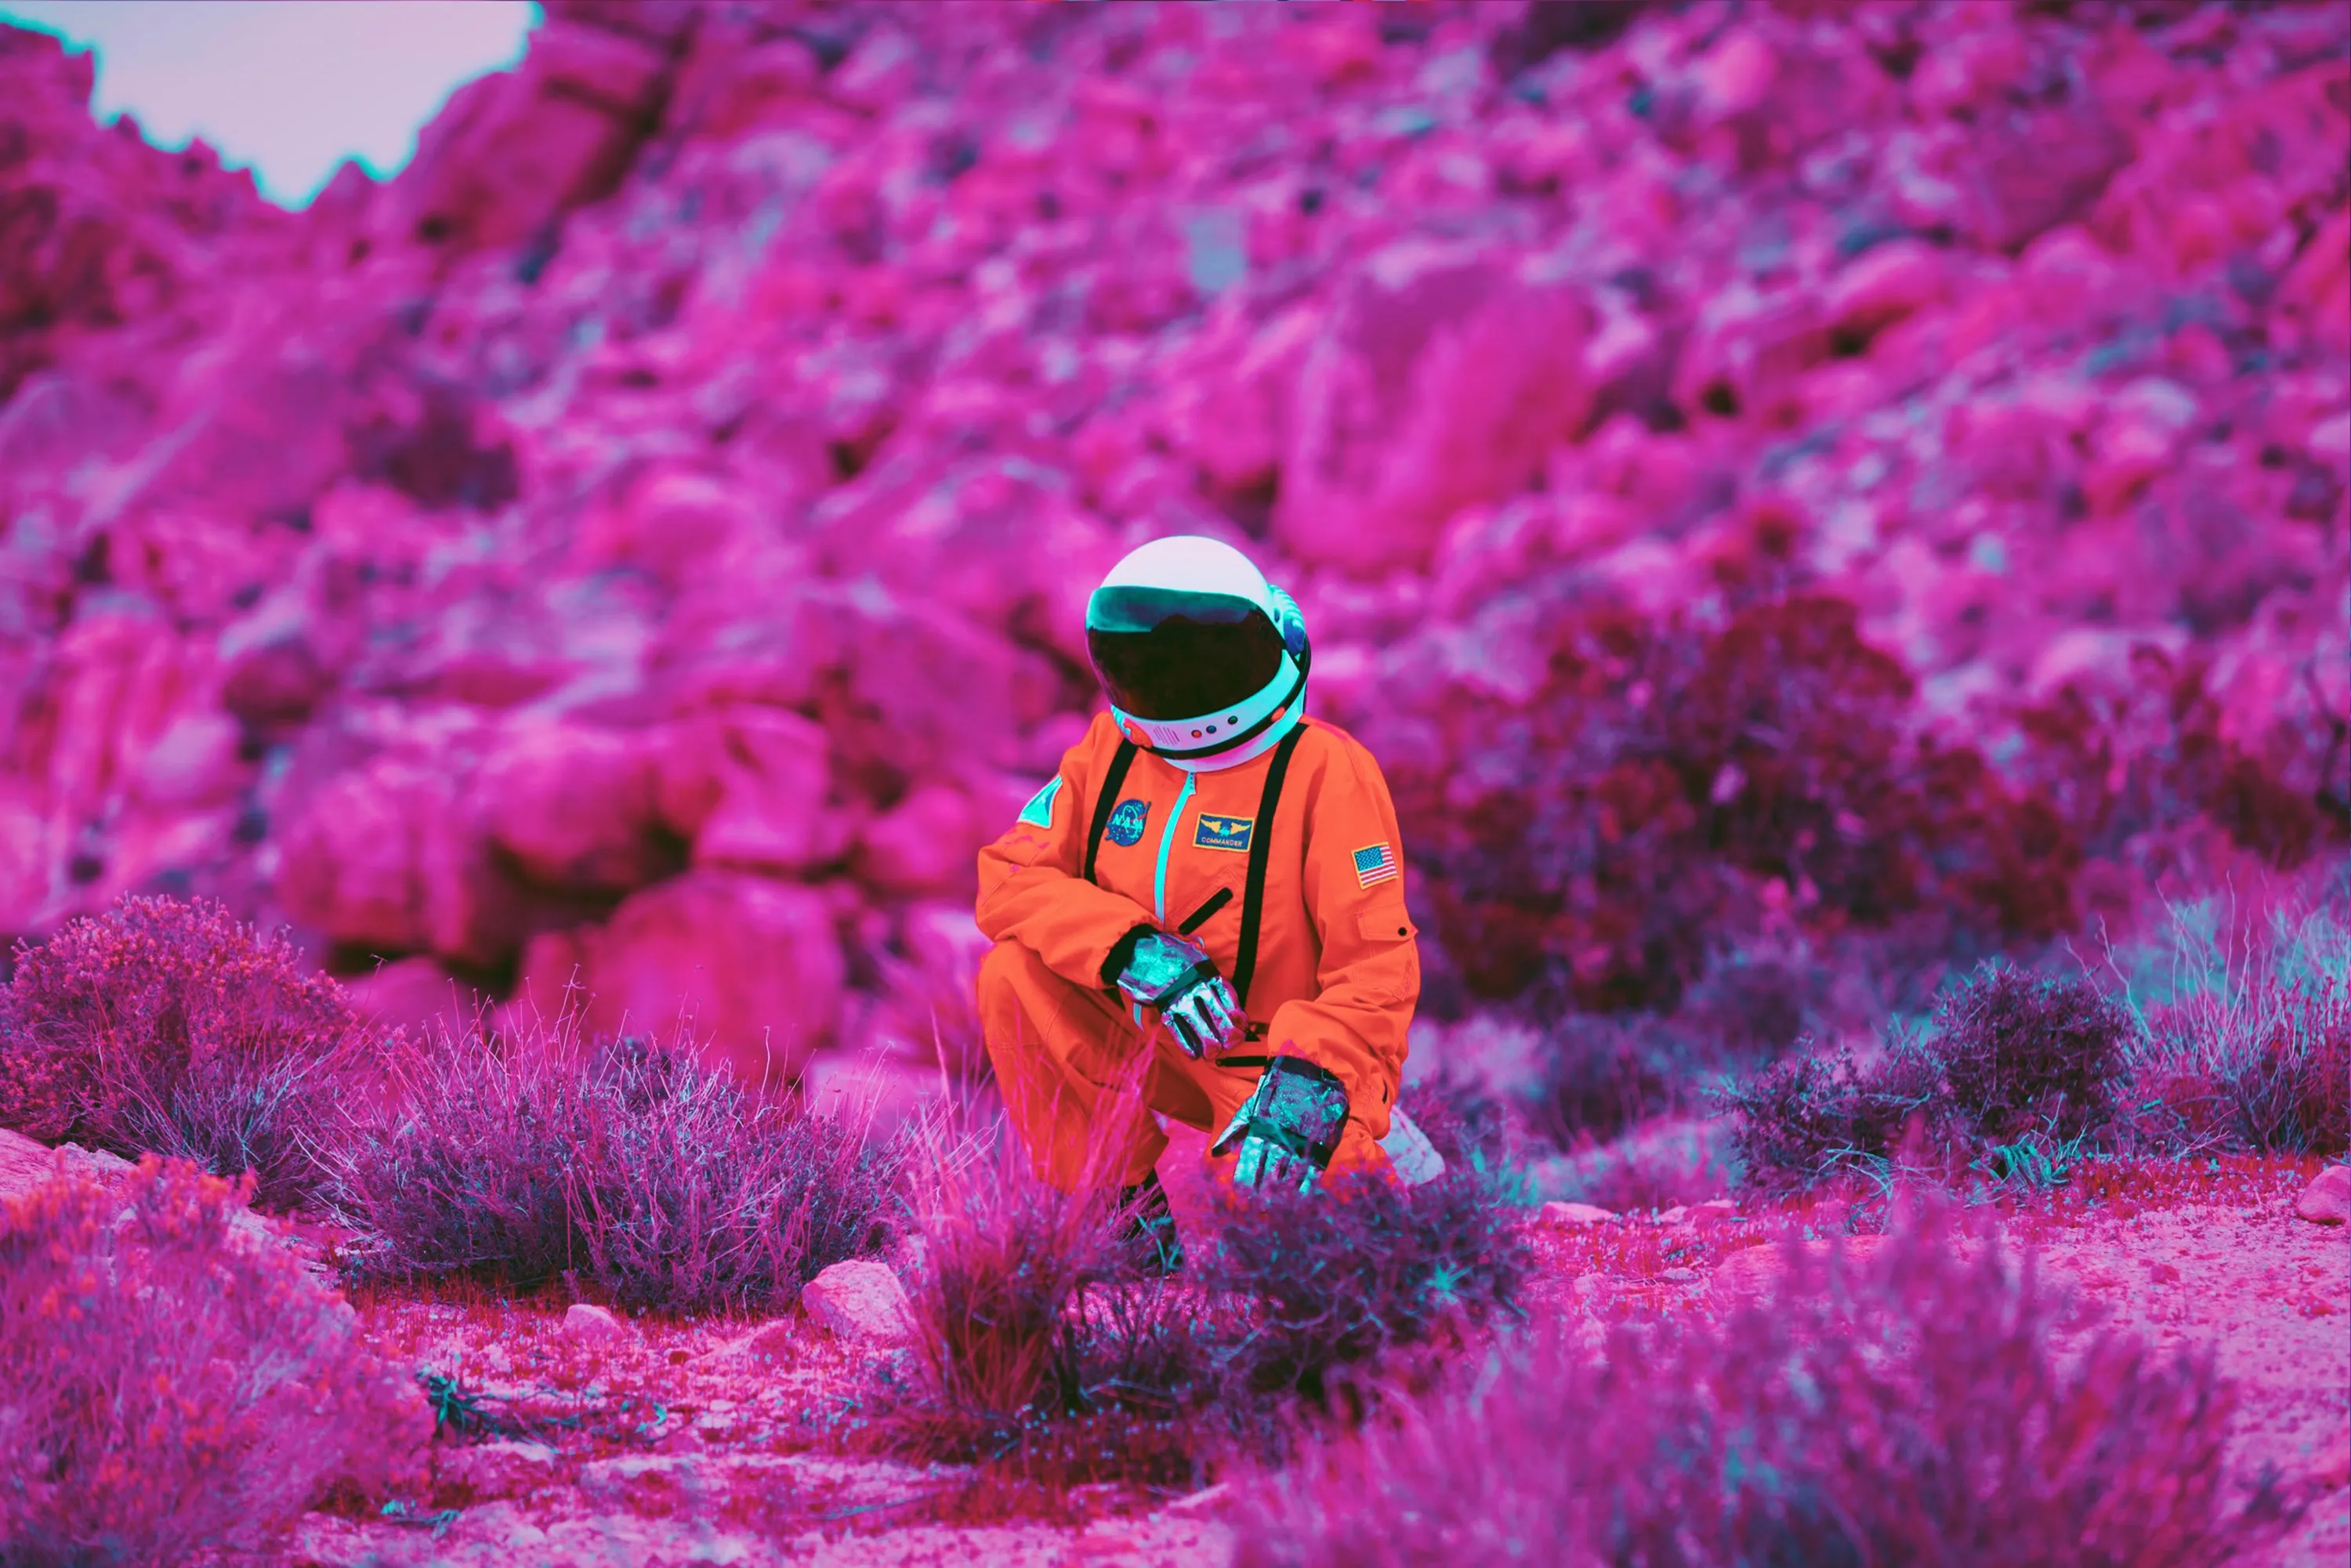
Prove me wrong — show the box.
[1105,798,1151,847]
[1193,813,1254,853]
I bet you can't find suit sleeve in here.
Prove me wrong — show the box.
[976,717,1159,993]
[1262,737,1419,1141]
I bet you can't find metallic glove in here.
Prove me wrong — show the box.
[1211,1056,1349,1193]
[1113,928,1243,1060]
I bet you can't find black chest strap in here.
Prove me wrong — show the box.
[1232,721,1310,1012]
[1082,738,1140,887]
[1084,723,1307,1014]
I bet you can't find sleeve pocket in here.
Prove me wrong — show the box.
[1356,907,1418,943]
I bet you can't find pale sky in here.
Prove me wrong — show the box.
[0,0,540,208]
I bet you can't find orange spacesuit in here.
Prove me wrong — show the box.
[973,540,1420,1198]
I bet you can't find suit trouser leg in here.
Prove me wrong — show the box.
[977,940,1179,1190]
[978,940,1393,1190]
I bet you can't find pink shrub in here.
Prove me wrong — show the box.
[1935,964,2135,1143]
[1210,1164,1531,1406]
[324,1017,904,1313]
[1,896,362,1209]
[1722,1039,1947,1197]
[1384,588,2084,1019]
[884,1107,1530,1486]
[2110,894,2351,1158]
[1241,1215,2297,1566]
[0,1158,422,1563]
[2135,975,2351,1159]
[1726,962,2139,1194]
[884,1130,1221,1489]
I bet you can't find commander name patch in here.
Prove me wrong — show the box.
[1193,813,1255,853]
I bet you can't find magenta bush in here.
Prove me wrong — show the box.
[0,1159,422,1564]
[1241,1216,2296,1567]
[324,1020,904,1313]
[1383,589,2085,1019]
[2139,974,2351,1157]
[886,1134,1224,1488]
[885,1124,1529,1485]
[1722,1039,1947,1195]
[0,896,363,1208]
[1210,1164,1531,1406]
[1395,1073,1516,1169]
[572,1037,905,1312]
[1935,963,2135,1144]
[1725,961,2143,1193]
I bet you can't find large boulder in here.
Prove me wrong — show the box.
[854,783,980,897]
[559,871,846,1083]
[276,754,523,968]
[1277,240,1591,573]
[476,721,665,893]
[652,707,840,876]
[806,455,1120,668]
[0,1128,135,1206]
[803,585,1043,784]
[574,468,786,589]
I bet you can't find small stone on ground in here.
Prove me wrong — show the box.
[801,1258,913,1343]
[2294,1165,2349,1226]
[562,1303,636,1344]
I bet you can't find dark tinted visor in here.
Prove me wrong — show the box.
[1085,588,1287,721]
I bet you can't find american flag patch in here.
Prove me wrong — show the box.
[1352,842,1399,889]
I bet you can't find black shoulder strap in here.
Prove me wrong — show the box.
[1232,721,1310,1011]
[1082,739,1139,887]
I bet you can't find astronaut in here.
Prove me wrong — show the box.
[974,535,1441,1271]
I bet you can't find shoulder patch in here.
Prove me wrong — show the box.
[1016,776,1063,830]
[1351,841,1400,889]
[1104,798,1150,847]
[1194,813,1255,853]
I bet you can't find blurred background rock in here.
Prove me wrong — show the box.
[0,0,2341,1156]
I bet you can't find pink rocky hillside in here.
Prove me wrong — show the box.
[0,2,2342,1085]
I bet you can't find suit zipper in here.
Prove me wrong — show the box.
[1154,770,1196,924]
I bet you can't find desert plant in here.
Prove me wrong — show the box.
[1380,587,2086,1016]
[1531,1012,1689,1146]
[2139,972,2351,1157]
[1724,960,2147,1196]
[886,1124,1225,1488]
[322,1013,591,1287]
[1,895,363,1208]
[568,1036,906,1313]
[324,1017,905,1313]
[2115,895,2351,1157]
[0,1158,422,1565]
[1240,1212,2298,1567]
[886,1088,1531,1484]
[1719,1030,1951,1195]
[1210,1161,1529,1405]
[1933,962,2135,1143]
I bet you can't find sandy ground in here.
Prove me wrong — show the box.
[290,1157,2349,1567]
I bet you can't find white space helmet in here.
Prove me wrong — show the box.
[1085,536,1310,773]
